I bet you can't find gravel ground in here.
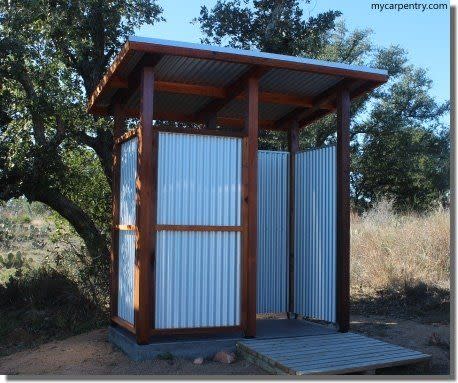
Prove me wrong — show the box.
[0,315,450,376]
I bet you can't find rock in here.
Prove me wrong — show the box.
[213,350,236,364]
[193,357,204,365]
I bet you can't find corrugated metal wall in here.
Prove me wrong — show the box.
[117,136,137,324]
[294,145,336,323]
[119,137,137,225]
[155,132,242,329]
[257,150,289,313]
[118,230,136,324]
[155,231,241,329]
[157,132,241,225]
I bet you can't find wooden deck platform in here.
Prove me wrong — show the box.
[237,332,431,375]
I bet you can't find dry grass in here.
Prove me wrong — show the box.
[351,200,450,318]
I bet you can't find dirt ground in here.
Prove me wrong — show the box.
[0,315,450,376]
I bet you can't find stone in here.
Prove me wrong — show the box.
[193,357,204,365]
[213,350,236,364]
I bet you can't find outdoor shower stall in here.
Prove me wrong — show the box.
[87,37,388,345]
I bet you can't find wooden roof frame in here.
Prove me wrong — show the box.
[87,37,388,131]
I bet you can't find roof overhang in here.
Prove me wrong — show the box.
[87,37,388,130]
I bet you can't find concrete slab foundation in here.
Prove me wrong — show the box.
[109,319,336,361]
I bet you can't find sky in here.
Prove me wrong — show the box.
[136,0,451,108]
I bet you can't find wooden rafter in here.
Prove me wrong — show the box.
[194,66,269,122]
[275,79,353,130]
[112,54,163,109]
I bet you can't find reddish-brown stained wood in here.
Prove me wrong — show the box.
[112,315,136,334]
[87,40,388,114]
[287,123,299,315]
[110,103,125,320]
[195,66,268,122]
[242,77,259,338]
[134,67,156,344]
[155,225,243,232]
[115,225,137,231]
[151,326,242,336]
[154,80,334,109]
[336,87,351,333]
[114,54,162,107]
[114,128,138,145]
[156,125,246,138]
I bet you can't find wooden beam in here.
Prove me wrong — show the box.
[336,87,351,333]
[112,315,136,334]
[155,125,246,138]
[195,66,268,122]
[242,76,259,338]
[112,108,276,130]
[151,326,242,336]
[287,123,299,316]
[110,75,129,89]
[114,128,138,145]
[114,54,162,107]
[297,79,353,127]
[154,80,333,109]
[115,225,137,231]
[134,67,156,344]
[155,225,243,232]
[87,41,132,113]
[110,103,126,321]
[274,79,352,130]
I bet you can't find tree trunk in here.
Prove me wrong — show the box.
[29,189,110,262]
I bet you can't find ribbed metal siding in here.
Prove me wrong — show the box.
[157,132,242,225]
[156,132,242,329]
[294,146,336,323]
[257,151,289,313]
[155,231,241,329]
[117,137,137,324]
[119,137,137,225]
[118,230,135,324]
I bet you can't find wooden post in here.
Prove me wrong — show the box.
[134,67,157,344]
[110,103,126,321]
[287,123,299,318]
[336,87,351,333]
[242,76,259,337]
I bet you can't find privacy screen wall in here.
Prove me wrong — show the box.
[118,137,137,324]
[257,151,289,314]
[294,146,337,323]
[155,132,242,329]
[117,132,336,328]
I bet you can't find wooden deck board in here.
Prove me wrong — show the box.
[237,332,431,375]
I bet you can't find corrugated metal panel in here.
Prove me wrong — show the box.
[260,68,342,97]
[154,55,248,87]
[294,146,336,323]
[157,132,242,226]
[118,230,135,324]
[129,37,389,77]
[219,98,296,121]
[257,151,289,313]
[155,92,211,117]
[119,137,137,225]
[155,231,241,329]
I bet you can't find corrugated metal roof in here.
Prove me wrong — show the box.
[88,36,388,126]
[130,37,388,77]
[154,55,248,87]
[260,69,343,98]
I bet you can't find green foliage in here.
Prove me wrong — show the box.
[196,1,450,212]
[0,1,163,293]
[352,63,450,212]
[0,266,107,356]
